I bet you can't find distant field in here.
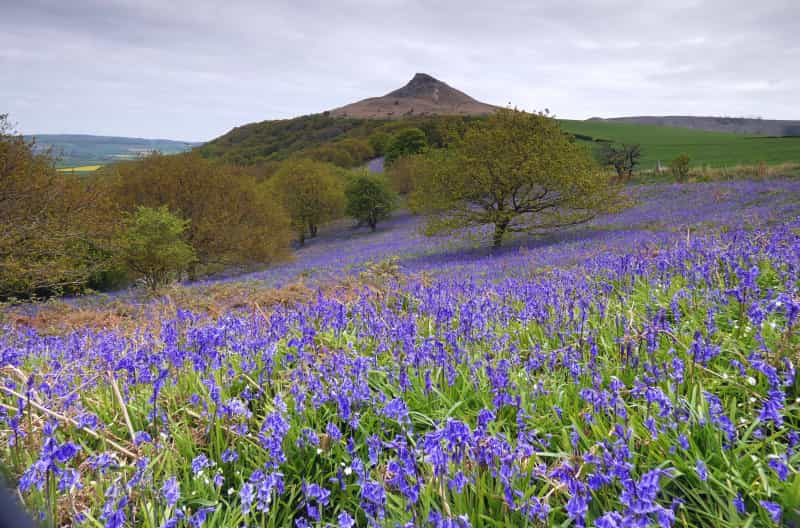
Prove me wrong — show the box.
[560,119,800,168]
[27,134,200,168]
[56,164,102,173]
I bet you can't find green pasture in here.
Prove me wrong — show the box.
[560,119,800,168]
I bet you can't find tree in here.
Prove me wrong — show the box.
[599,143,641,182]
[118,206,196,290]
[412,108,624,248]
[368,132,391,157]
[335,138,374,164]
[307,145,355,168]
[0,114,116,299]
[269,159,345,245]
[670,153,691,182]
[111,153,292,277]
[344,171,398,231]
[385,128,427,164]
[386,154,428,195]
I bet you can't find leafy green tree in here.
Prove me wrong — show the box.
[670,153,691,182]
[345,171,398,231]
[335,138,374,164]
[412,108,624,248]
[385,128,427,164]
[118,206,196,290]
[269,159,345,245]
[599,142,641,182]
[307,145,355,168]
[368,132,391,157]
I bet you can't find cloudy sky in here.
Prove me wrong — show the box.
[3,0,798,140]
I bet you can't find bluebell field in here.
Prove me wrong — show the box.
[1,179,799,527]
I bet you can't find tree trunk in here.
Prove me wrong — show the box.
[493,221,508,249]
[309,223,318,238]
[298,229,305,246]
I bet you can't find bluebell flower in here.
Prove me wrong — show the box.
[695,460,708,481]
[161,476,180,508]
[337,511,356,528]
[760,501,781,523]
[733,493,746,515]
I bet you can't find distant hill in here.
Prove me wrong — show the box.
[329,73,499,119]
[588,116,800,137]
[200,73,800,170]
[199,74,496,166]
[27,134,200,167]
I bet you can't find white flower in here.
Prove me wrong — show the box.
[227,487,236,496]
[344,467,352,476]
[749,397,757,403]
[746,377,757,386]
[316,448,323,455]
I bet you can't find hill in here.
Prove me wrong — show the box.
[589,115,800,136]
[197,112,481,167]
[561,119,800,169]
[198,74,496,166]
[27,134,199,168]
[329,73,498,119]
[200,73,800,170]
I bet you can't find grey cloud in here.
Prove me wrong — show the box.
[1,0,798,139]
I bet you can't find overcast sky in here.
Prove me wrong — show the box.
[3,0,798,141]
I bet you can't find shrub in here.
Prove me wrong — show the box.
[670,153,691,182]
[118,206,196,290]
[344,171,398,231]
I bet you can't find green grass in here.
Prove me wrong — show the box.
[560,119,800,169]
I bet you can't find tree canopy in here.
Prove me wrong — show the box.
[119,206,196,290]
[268,159,345,245]
[385,128,427,164]
[412,109,625,247]
[345,171,398,231]
[110,153,292,275]
[0,115,115,299]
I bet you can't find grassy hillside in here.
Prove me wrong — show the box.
[561,119,800,168]
[200,113,800,172]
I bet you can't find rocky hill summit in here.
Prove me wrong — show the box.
[329,73,498,119]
